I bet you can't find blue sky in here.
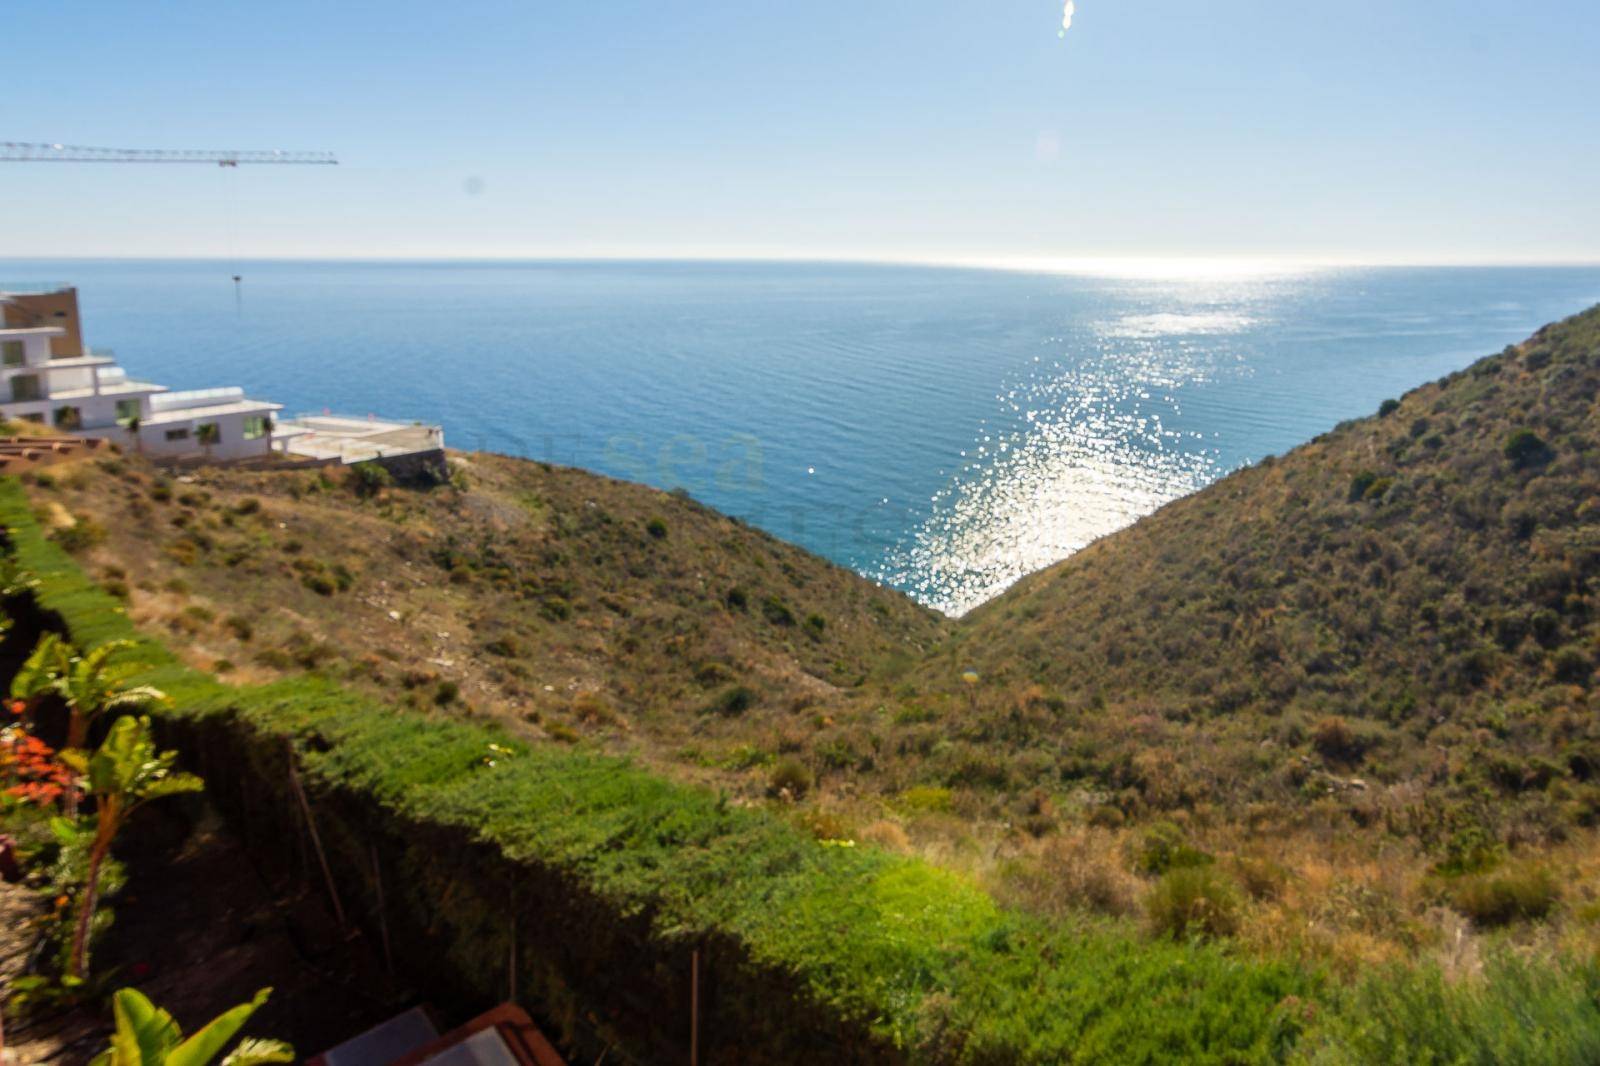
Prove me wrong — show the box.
[6,1,1599,263]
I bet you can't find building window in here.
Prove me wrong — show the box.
[52,406,82,431]
[1,341,23,367]
[164,428,190,442]
[10,375,41,402]
[196,423,221,449]
[20,413,44,424]
[115,399,142,427]
[242,415,270,440]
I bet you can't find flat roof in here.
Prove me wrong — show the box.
[140,399,283,426]
[52,382,166,401]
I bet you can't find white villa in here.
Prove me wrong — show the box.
[0,285,281,461]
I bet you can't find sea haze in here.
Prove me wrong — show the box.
[5,259,1598,614]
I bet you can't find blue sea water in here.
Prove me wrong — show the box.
[3,259,1598,613]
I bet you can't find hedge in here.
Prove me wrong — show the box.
[0,476,1315,1064]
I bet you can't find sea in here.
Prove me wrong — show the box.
[3,259,1597,615]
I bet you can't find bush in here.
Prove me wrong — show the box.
[1348,470,1380,502]
[1551,646,1592,686]
[1311,715,1381,764]
[1134,820,1212,876]
[52,519,106,553]
[897,785,954,814]
[434,679,460,706]
[707,684,757,717]
[1448,865,1560,926]
[301,573,337,596]
[768,758,813,799]
[350,461,394,497]
[1504,429,1554,469]
[1146,866,1240,940]
[761,596,796,627]
[724,586,748,610]
[645,517,668,540]
[1378,398,1401,417]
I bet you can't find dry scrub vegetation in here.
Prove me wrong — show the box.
[19,303,1600,1007]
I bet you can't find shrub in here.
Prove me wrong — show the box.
[768,758,813,799]
[1448,865,1560,926]
[897,785,954,814]
[434,679,460,705]
[301,573,336,596]
[1504,429,1554,469]
[724,586,748,610]
[804,613,827,637]
[1551,646,1592,686]
[1348,471,1380,502]
[645,517,668,540]
[352,461,395,497]
[1311,716,1360,762]
[52,519,107,553]
[707,684,757,717]
[1378,398,1401,417]
[1146,866,1240,940]
[1134,820,1212,876]
[761,596,796,627]
[545,721,580,743]
[483,636,521,658]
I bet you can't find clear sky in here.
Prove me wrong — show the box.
[6,1,1599,264]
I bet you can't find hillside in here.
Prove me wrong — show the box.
[11,306,1600,979]
[931,304,1600,837]
[25,449,945,788]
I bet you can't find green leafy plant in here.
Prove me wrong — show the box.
[60,716,203,979]
[90,986,292,1066]
[12,635,168,751]
[195,422,221,461]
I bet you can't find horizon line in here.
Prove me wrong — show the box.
[6,251,1600,280]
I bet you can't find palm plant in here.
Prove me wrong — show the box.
[91,986,291,1066]
[196,422,220,461]
[124,415,142,456]
[11,635,167,750]
[61,715,203,979]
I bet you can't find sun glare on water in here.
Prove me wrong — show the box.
[881,270,1312,615]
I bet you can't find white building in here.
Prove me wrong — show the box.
[0,286,282,462]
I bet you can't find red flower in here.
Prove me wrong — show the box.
[5,700,23,718]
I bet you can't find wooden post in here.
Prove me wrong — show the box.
[690,948,700,1066]
[370,843,393,973]
[509,908,518,1003]
[287,742,347,930]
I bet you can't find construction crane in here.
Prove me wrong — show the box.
[1,141,337,166]
[3,140,338,293]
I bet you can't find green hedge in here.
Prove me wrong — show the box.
[0,476,1316,1063]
